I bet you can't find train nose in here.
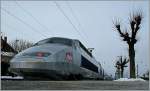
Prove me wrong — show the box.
[10,44,69,75]
[10,57,44,67]
[10,48,67,74]
[10,57,54,74]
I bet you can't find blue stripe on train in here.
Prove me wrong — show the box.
[81,56,98,73]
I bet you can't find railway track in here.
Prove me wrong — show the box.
[1,80,149,90]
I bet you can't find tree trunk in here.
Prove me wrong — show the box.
[121,68,124,78]
[129,43,136,78]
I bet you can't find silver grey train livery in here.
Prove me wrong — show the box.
[10,37,105,80]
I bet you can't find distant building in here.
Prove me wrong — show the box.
[1,36,17,75]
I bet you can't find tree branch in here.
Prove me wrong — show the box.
[115,24,131,43]
[130,11,142,39]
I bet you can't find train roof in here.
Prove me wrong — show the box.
[34,37,85,45]
[34,37,74,46]
[34,37,93,56]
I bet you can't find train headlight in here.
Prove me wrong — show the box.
[22,52,51,57]
[36,52,50,57]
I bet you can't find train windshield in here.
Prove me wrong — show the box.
[34,37,73,46]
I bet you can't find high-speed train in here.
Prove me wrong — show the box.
[10,37,105,80]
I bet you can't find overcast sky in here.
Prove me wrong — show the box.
[1,1,149,77]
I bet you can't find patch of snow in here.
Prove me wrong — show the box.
[1,76,24,80]
[114,78,146,81]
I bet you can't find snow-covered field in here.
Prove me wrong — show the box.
[114,78,146,81]
[1,76,24,80]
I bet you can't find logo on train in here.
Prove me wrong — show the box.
[66,52,72,63]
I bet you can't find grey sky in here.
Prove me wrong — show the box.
[1,1,149,77]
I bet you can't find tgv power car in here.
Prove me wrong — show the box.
[10,37,105,80]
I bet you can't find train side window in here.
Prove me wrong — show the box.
[81,56,98,73]
[79,42,92,57]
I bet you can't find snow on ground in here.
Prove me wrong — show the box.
[114,78,146,81]
[1,76,24,80]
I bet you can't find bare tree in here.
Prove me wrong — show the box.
[9,39,34,53]
[115,61,121,79]
[114,11,143,78]
[115,56,129,78]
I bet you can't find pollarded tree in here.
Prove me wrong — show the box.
[114,11,143,78]
[115,56,129,78]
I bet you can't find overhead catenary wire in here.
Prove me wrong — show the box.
[53,1,89,45]
[14,1,55,36]
[1,7,47,38]
[65,1,92,45]
[2,23,37,41]
[65,1,104,61]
